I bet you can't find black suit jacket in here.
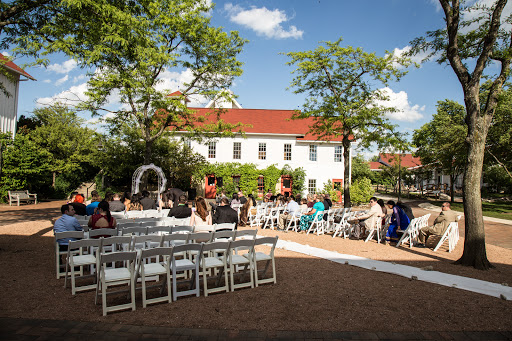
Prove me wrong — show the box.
[168,188,184,208]
[140,197,156,210]
[168,205,192,218]
[213,205,238,228]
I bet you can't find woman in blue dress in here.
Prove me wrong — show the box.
[385,200,410,244]
[299,196,324,232]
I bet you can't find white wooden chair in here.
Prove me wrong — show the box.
[227,239,255,291]
[234,229,258,240]
[169,243,203,300]
[247,236,278,287]
[143,209,160,218]
[137,247,172,308]
[120,226,147,236]
[306,212,325,235]
[95,251,137,316]
[214,223,236,232]
[126,210,144,219]
[396,218,420,248]
[263,207,281,230]
[88,228,118,239]
[433,215,462,252]
[64,238,101,294]
[364,217,383,243]
[54,231,84,279]
[199,241,230,296]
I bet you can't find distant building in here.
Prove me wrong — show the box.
[0,54,35,137]
[173,91,353,198]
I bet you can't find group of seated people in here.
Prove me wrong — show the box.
[351,196,458,247]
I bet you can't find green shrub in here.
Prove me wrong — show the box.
[350,177,374,205]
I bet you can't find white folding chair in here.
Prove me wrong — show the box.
[169,243,203,300]
[433,220,459,252]
[95,251,137,316]
[396,218,419,248]
[214,223,236,232]
[121,226,147,236]
[111,212,126,220]
[286,207,306,232]
[54,231,84,279]
[263,207,281,230]
[172,225,194,234]
[234,229,258,240]
[64,238,101,294]
[199,241,230,296]
[143,209,160,218]
[365,217,383,243]
[306,212,325,235]
[160,209,170,217]
[137,247,172,307]
[227,239,255,291]
[130,234,163,251]
[126,211,144,219]
[88,228,118,239]
[193,224,215,233]
[248,236,278,287]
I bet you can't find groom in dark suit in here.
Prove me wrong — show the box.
[212,197,238,229]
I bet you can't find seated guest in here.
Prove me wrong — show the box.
[88,201,117,238]
[168,195,192,218]
[109,193,126,212]
[416,202,458,247]
[353,197,383,240]
[54,204,83,251]
[230,193,240,209]
[190,196,212,225]
[139,190,156,210]
[265,189,273,201]
[85,190,101,216]
[121,191,132,208]
[278,196,300,230]
[247,193,257,206]
[69,192,87,216]
[385,200,410,244]
[128,192,143,211]
[167,188,184,208]
[104,191,114,202]
[300,198,308,210]
[299,196,324,232]
[238,198,253,227]
[238,190,248,205]
[213,197,238,228]
[324,194,333,208]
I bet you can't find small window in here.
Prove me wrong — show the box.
[233,142,241,160]
[258,143,266,160]
[334,146,343,162]
[232,175,240,190]
[183,139,191,149]
[308,179,317,194]
[208,141,216,159]
[309,145,317,161]
[284,144,292,161]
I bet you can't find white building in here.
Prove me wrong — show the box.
[176,92,353,199]
[0,54,35,137]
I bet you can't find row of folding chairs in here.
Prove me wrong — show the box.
[57,231,277,316]
[395,214,431,248]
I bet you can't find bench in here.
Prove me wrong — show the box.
[8,190,37,206]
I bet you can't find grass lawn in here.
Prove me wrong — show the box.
[429,200,512,221]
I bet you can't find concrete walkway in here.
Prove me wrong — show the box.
[1,317,510,340]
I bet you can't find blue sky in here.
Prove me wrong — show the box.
[3,0,505,158]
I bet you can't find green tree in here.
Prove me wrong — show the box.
[351,154,373,183]
[0,133,52,200]
[82,0,247,165]
[29,104,99,188]
[349,177,374,205]
[410,0,512,269]
[284,37,409,207]
[413,100,467,202]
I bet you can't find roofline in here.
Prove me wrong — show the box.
[1,62,36,81]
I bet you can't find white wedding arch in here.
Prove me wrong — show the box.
[131,163,167,195]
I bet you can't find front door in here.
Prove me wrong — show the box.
[205,175,216,199]
[281,175,292,197]
[333,179,343,203]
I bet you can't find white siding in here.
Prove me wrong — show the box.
[0,71,19,137]
[187,134,349,195]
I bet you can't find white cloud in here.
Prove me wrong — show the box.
[47,59,77,74]
[42,79,51,83]
[391,46,431,66]
[378,87,425,122]
[36,82,89,107]
[55,75,68,86]
[73,74,87,83]
[224,3,303,39]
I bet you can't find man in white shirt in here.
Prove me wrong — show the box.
[352,197,383,240]
[278,196,300,230]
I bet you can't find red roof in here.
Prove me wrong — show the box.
[369,161,384,171]
[378,153,422,169]
[0,53,35,80]
[188,107,344,142]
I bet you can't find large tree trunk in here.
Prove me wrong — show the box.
[144,139,153,165]
[342,137,351,207]
[455,100,493,270]
[450,173,455,203]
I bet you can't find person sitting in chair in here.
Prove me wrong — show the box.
[212,197,238,228]
[54,204,83,251]
[352,197,383,240]
[416,202,458,247]
[167,195,192,218]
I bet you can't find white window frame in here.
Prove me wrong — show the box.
[208,141,216,159]
[334,146,343,162]
[309,145,317,162]
[284,144,292,161]
[233,142,241,160]
[258,143,266,160]
[308,179,317,194]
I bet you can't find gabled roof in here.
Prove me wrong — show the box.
[0,53,36,80]
[369,161,384,171]
[378,153,422,169]
[187,107,344,142]
[168,91,190,102]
